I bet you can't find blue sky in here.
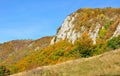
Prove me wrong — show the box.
[0,0,120,43]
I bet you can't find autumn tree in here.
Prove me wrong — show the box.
[75,32,94,57]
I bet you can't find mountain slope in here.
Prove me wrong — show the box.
[51,8,120,44]
[0,36,52,65]
[1,8,120,75]
[10,49,120,76]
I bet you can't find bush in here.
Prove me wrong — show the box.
[74,32,94,57]
[0,66,10,76]
[107,35,120,50]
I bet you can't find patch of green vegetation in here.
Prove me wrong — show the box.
[99,28,106,38]
[107,35,120,50]
[99,21,114,38]
[0,66,10,76]
[104,21,113,29]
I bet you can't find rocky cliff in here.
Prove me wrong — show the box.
[51,8,120,44]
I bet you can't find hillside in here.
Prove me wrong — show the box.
[0,36,52,66]
[0,8,120,76]
[10,49,120,76]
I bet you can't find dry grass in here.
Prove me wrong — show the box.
[10,49,120,76]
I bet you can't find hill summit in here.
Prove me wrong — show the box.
[51,8,120,44]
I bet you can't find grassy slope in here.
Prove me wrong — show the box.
[11,49,120,76]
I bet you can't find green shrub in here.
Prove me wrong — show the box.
[0,66,10,76]
[100,28,106,37]
[66,46,81,58]
[107,35,120,50]
[74,32,94,57]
